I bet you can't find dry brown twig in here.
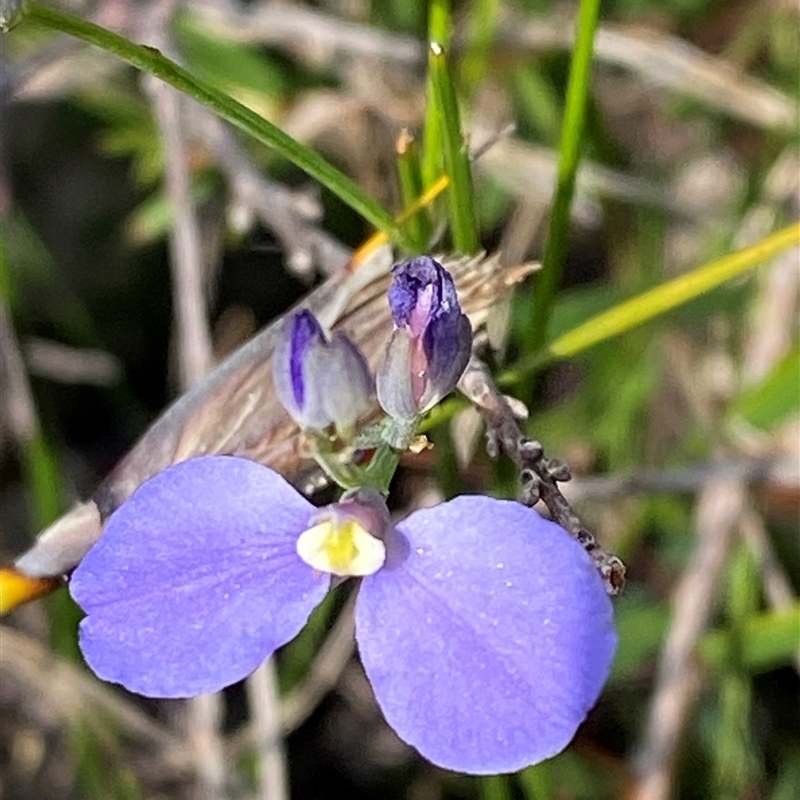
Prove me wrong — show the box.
[22,337,123,387]
[187,104,352,278]
[562,457,799,501]
[631,479,745,800]
[457,356,626,595]
[279,593,357,734]
[0,624,193,776]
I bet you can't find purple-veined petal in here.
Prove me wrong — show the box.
[70,456,328,698]
[419,312,472,411]
[273,310,330,430]
[273,311,373,432]
[356,496,616,774]
[387,256,459,332]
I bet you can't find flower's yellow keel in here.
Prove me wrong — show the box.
[297,517,386,577]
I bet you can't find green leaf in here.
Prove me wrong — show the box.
[126,173,219,245]
[699,605,800,674]
[731,345,800,431]
[176,15,289,97]
[610,595,670,681]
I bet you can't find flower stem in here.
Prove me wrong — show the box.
[363,443,402,495]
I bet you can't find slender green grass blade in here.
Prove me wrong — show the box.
[421,0,450,190]
[528,0,602,351]
[428,0,451,51]
[22,1,409,246]
[481,774,513,800]
[518,762,554,800]
[429,43,480,254]
[504,223,800,383]
[424,0,480,253]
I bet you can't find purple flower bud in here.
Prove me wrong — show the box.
[377,257,472,419]
[273,310,373,433]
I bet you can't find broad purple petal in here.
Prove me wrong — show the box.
[71,456,328,697]
[356,496,616,774]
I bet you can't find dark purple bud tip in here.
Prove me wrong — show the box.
[288,310,324,408]
[378,257,472,419]
[274,310,373,432]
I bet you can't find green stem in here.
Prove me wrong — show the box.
[363,443,402,495]
[22,1,410,247]
[528,0,601,350]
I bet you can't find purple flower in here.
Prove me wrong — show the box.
[70,456,616,775]
[273,310,373,433]
[377,257,473,419]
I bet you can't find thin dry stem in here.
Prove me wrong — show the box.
[739,506,800,673]
[22,338,122,387]
[561,457,798,501]
[188,104,351,277]
[148,77,213,388]
[185,694,228,800]
[246,659,288,800]
[0,624,191,775]
[280,593,356,733]
[0,300,40,443]
[631,480,744,800]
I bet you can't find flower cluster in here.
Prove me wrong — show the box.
[69,257,617,775]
